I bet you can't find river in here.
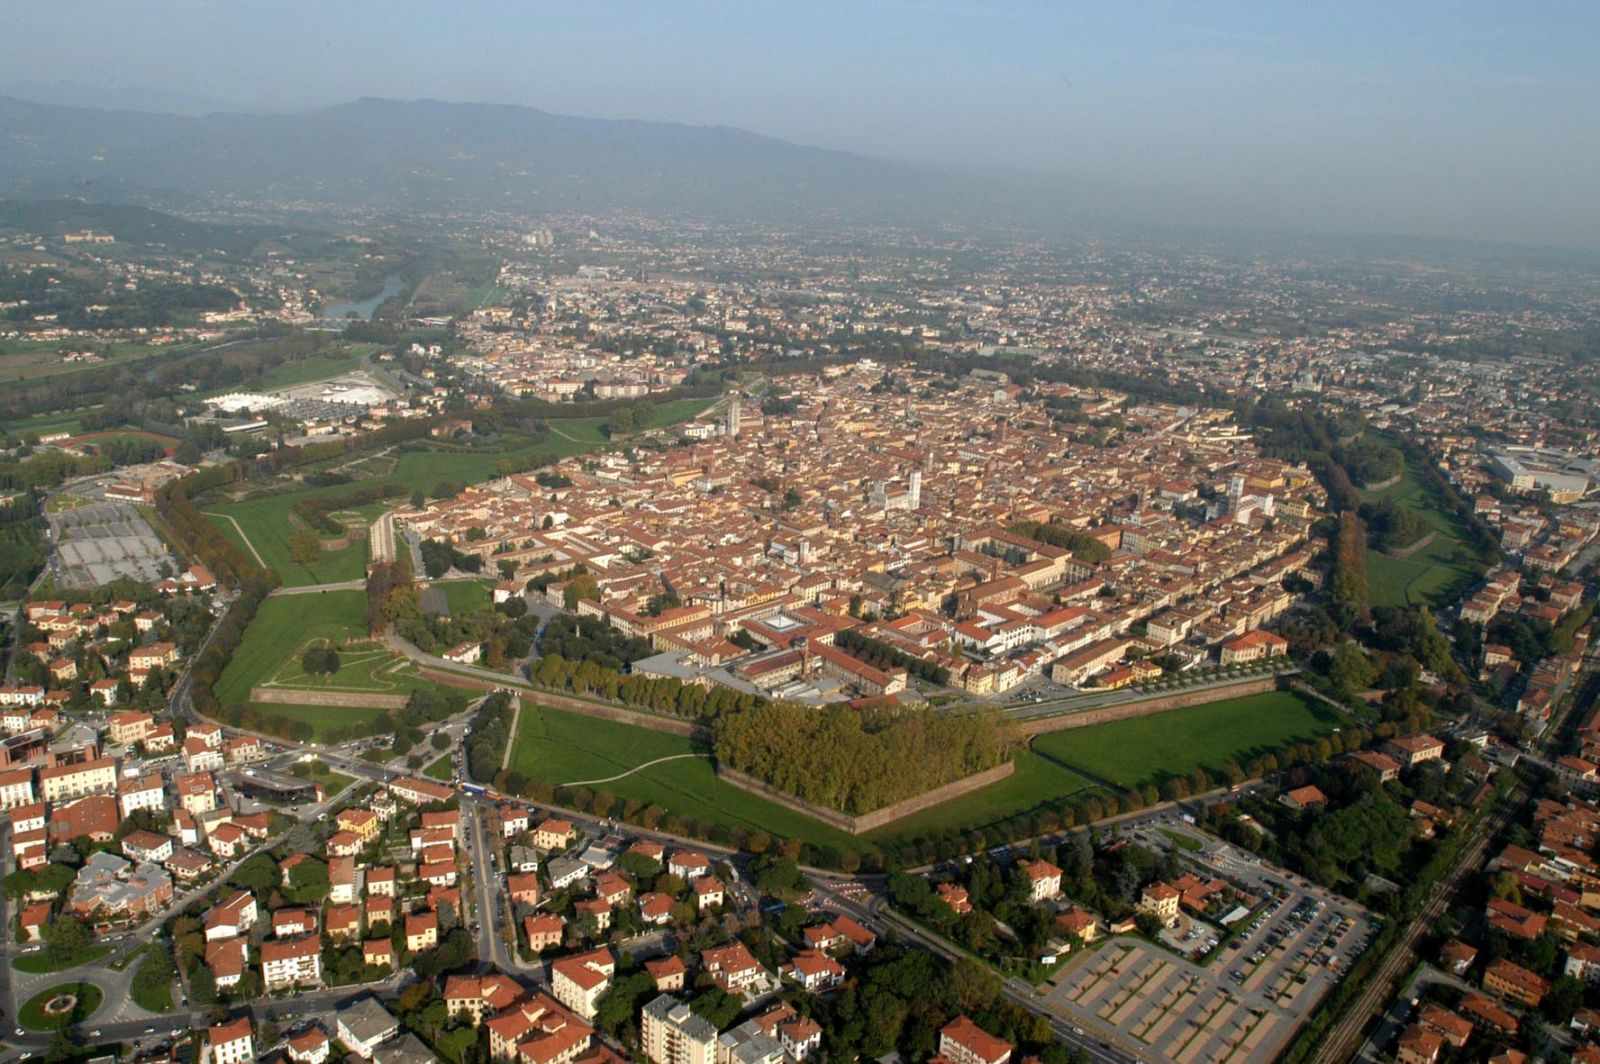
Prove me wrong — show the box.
[321,274,403,320]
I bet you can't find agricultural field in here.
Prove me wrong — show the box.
[0,340,188,382]
[1032,690,1341,790]
[1359,455,1481,609]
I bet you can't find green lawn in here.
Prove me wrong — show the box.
[439,579,493,615]
[248,702,393,742]
[859,750,1104,844]
[215,589,369,703]
[1032,691,1341,789]
[206,495,381,587]
[20,982,103,1031]
[424,754,455,781]
[268,642,426,694]
[1358,443,1482,609]
[290,758,359,794]
[11,945,111,974]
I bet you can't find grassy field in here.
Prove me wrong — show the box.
[1032,690,1341,789]
[207,496,383,586]
[1359,445,1481,609]
[240,701,392,742]
[215,590,369,704]
[440,579,493,615]
[510,702,865,852]
[290,759,359,794]
[11,945,112,974]
[509,701,1106,853]
[859,750,1104,844]
[424,754,455,781]
[4,407,94,438]
[20,982,103,1031]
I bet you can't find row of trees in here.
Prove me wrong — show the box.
[1329,510,1371,628]
[1004,520,1114,563]
[835,627,951,686]
[528,652,766,721]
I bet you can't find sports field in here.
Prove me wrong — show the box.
[1032,690,1341,789]
[1359,447,1480,609]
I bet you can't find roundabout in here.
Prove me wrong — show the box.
[20,983,104,1031]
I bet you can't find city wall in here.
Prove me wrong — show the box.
[249,686,409,710]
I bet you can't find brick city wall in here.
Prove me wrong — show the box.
[249,686,409,710]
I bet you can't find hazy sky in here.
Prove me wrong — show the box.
[6,0,1600,246]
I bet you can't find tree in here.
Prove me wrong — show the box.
[301,642,341,675]
[173,439,202,465]
[289,526,322,565]
[44,913,90,963]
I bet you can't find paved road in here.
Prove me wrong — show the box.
[808,879,1137,1064]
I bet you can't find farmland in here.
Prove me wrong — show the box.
[1031,690,1341,789]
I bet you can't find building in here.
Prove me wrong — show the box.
[39,756,117,802]
[262,934,323,990]
[1396,1025,1443,1064]
[1484,957,1551,1007]
[938,1016,1014,1064]
[1137,883,1182,926]
[338,996,400,1060]
[701,942,765,993]
[551,948,615,1020]
[1218,629,1289,665]
[207,1018,255,1064]
[642,994,719,1064]
[1017,858,1063,902]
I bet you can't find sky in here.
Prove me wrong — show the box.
[5,0,1600,247]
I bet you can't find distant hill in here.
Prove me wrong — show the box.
[0,95,955,223]
[0,199,295,256]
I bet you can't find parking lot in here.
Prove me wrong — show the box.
[1038,819,1376,1064]
[46,500,173,587]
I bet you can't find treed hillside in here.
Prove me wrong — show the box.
[0,95,952,223]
